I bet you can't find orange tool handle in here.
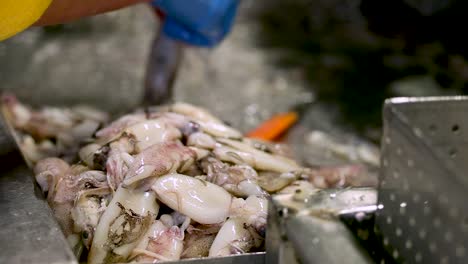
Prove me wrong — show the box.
[246,112,298,141]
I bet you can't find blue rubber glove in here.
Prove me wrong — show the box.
[152,0,239,47]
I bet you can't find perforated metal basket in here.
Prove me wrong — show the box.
[376,97,468,264]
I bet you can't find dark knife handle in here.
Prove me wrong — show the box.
[143,18,183,106]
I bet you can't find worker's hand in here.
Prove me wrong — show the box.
[0,0,149,40]
[35,0,150,26]
[153,0,240,47]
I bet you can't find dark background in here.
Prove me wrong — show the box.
[253,0,468,142]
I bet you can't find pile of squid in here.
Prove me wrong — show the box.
[1,94,110,165]
[2,95,373,263]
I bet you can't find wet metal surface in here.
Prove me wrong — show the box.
[267,188,377,264]
[377,97,468,263]
[0,115,77,264]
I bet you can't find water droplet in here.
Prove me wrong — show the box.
[438,195,449,204]
[449,148,457,157]
[417,170,423,179]
[429,242,437,252]
[456,246,466,257]
[395,228,402,237]
[329,193,336,199]
[386,216,392,224]
[462,217,468,231]
[400,202,407,207]
[403,182,410,191]
[400,206,406,215]
[392,250,399,259]
[419,229,427,239]
[377,204,384,210]
[449,207,459,218]
[383,237,389,246]
[312,237,320,244]
[374,225,379,234]
[444,231,453,242]
[414,127,423,137]
[440,256,449,264]
[415,252,422,262]
[405,240,413,249]
[427,182,435,191]
[423,206,431,215]
[409,217,416,226]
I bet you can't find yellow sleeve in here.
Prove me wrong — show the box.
[0,0,53,41]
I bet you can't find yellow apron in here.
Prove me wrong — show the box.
[0,0,52,40]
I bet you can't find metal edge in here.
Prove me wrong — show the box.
[385,96,468,105]
[161,253,265,264]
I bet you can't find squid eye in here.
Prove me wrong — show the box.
[257,226,266,237]
[84,182,95,189]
